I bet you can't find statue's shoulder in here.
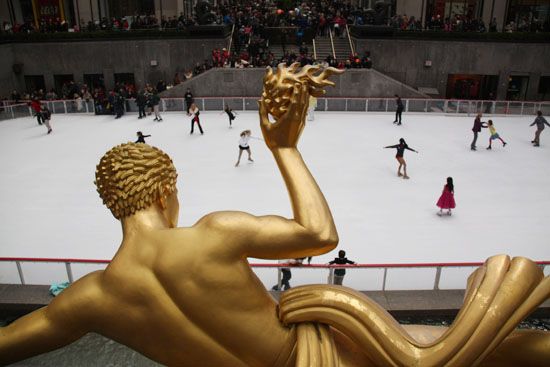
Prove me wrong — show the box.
[192,210,256,231]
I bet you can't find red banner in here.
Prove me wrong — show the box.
[433,0,446,18]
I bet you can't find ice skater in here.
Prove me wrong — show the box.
[328,250,355,285]
[184,88,194,116]
[393,94,404,125]
[135,131,151,144]
[384,138,418,179]
[41,105,52,134]
[436,177,456,216]
[235,130,254,167]
[307,95,317,121]
[471,113,487,151]
[30,98,43,125]
[136,91,147,119]
[530,110,550,147]
[486,120,507,150]
[151,90,162,122]
[222,105,236,127]
[189,102,203,134]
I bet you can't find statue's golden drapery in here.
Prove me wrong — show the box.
[0,64,548,366]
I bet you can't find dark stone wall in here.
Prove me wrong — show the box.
[3,37,550,101]
[161,68,429,98]
[354,38,550,100]
[0,44,16,94]
[5,38,227,94]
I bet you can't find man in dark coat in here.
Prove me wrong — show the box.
[136,91,147,119]
[114,92,125,119]
[393,94,404,125]
[184,88,194,115]
[471,112,487,150]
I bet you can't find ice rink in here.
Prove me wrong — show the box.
[0,110,549,289]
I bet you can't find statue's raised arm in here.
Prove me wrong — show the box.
[208,63,345,260]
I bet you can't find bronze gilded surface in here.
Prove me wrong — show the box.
[0,64,549,366]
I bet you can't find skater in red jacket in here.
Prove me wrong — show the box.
[30,98,43,125]
[436,177,455,216]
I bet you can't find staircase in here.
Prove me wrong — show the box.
[332,35,353,61]
[268,44,304,60]
[313,37,333,61]
[314,30,353,62]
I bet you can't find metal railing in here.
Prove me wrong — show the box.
[312,38,317,60]
[328,28,336,59]
[2,98,549,122]
[0,257,548,291]
[227,23,235,55]
[345,24,355,55]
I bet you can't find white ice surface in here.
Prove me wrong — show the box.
[0,111,548,289]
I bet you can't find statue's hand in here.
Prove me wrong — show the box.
[259,82,309,150]
[258,63,343,150]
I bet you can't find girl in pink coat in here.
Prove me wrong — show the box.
[437,177,455,216]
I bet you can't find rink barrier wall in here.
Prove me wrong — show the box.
[0,257,548,291]
[1,98,550,122]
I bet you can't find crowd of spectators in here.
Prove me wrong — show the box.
[2,0,548,37]
[391,13,549,33]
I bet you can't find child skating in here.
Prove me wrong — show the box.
[486,120,507,149]
[222,105,236,127]
[384,138,418,179]
[135,131,151,144]
[436,177,456,216]
[235,130,254,167]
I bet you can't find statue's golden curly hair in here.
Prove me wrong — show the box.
[95,143,178,220]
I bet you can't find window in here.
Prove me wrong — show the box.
[506,75,529,101]
[84,74,105,90]
[114,73,135,87]
[538,76,550,100]
[506,0,550,31]
[53,74,74,97]
[24,75,46,94]
[446,74,498,100]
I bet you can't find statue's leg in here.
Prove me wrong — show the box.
[0,306,87,365]
[0,272,104,365]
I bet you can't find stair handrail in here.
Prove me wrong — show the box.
[312,38,317,60]
[345,23,355,56]
[329,28,336,60]
[227,23,235,55]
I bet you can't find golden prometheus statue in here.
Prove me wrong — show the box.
[0,63,549,366]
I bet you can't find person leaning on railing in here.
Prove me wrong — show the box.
[328,250,356,285]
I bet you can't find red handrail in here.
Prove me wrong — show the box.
[0,257,548,268]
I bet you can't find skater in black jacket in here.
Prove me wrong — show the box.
[135,131,151,143]
[222,105,236,127]
[184,88,194,116]
[136,91,147,119]
[384,138,418,179]
[393,95,404,125]
[41,106,52,134]
[114,92,125,119]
